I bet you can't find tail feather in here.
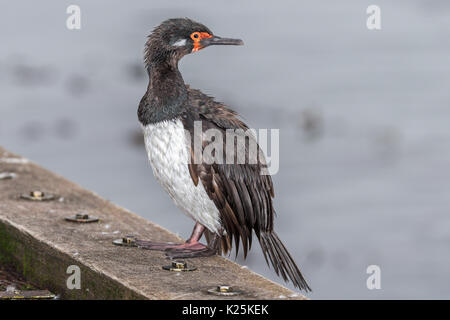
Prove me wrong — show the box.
[204,229,231,255]
[258,231,311,292]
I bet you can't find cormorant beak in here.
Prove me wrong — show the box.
[200,36,244,48]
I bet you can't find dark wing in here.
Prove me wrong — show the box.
[182,87,311,291]
[183,87,274,258]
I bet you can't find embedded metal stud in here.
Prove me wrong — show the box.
[113,235,137,247]
[0,289,56,300]
[0,172,16,180]
[65,213,99,223]
[163,260,197,272]
[20,191,55,201]
[76,213,89,219]
[207,285,242,296]
[219,285,232,293]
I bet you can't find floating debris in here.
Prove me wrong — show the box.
[20,121,45,142]
[54,118,78,139]
[12,64,55,86]
[65,74,90,97]
[297,107,324,141]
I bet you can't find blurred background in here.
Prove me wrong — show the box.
[1,0,449,299]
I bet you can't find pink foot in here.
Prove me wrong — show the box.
[135,240,208,251]
[165,241,216,259]
[164,241,208,251]
[135,222,217,258]
[135,240,181,250]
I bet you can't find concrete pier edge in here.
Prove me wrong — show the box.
[0,146,306,300]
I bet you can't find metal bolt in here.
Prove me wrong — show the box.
[0,172,16,180]
[31,191,42,198]
[207,285,242,296]
[163,260,197,272]
[76,213,89,219]
[113,235,137,247]
[20,191,55,201]
[123,235,136,244]
[65,213,99,223]
[218,285,232,293]
[173,261,187,269]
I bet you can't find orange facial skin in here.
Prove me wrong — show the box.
[190,32,213,52]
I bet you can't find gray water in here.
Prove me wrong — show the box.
[1,0,450,299]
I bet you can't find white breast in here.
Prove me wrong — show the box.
[142,119,221,234]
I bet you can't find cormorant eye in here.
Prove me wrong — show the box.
[190,32,201,41]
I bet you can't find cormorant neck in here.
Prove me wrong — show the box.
[138,59,188,125]
[147,59,184,90]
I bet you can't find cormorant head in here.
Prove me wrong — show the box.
[145,18,243,66]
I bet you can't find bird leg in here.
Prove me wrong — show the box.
[136,222,218,258]
[165,222,218,258]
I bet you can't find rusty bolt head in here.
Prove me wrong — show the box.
[65,213,99,223]
[113,235,137,247]
[31,191,43,198]
[207,285,242,296]
[20,191,55,201]
[218,285,232,293]
[172,261,187,269]
[163,260,196,272]
[123,235,137,244]
[75,213,89,219]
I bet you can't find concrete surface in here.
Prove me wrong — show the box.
[0,146,305,300]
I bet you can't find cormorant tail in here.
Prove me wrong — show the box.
[258,231,311,292]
